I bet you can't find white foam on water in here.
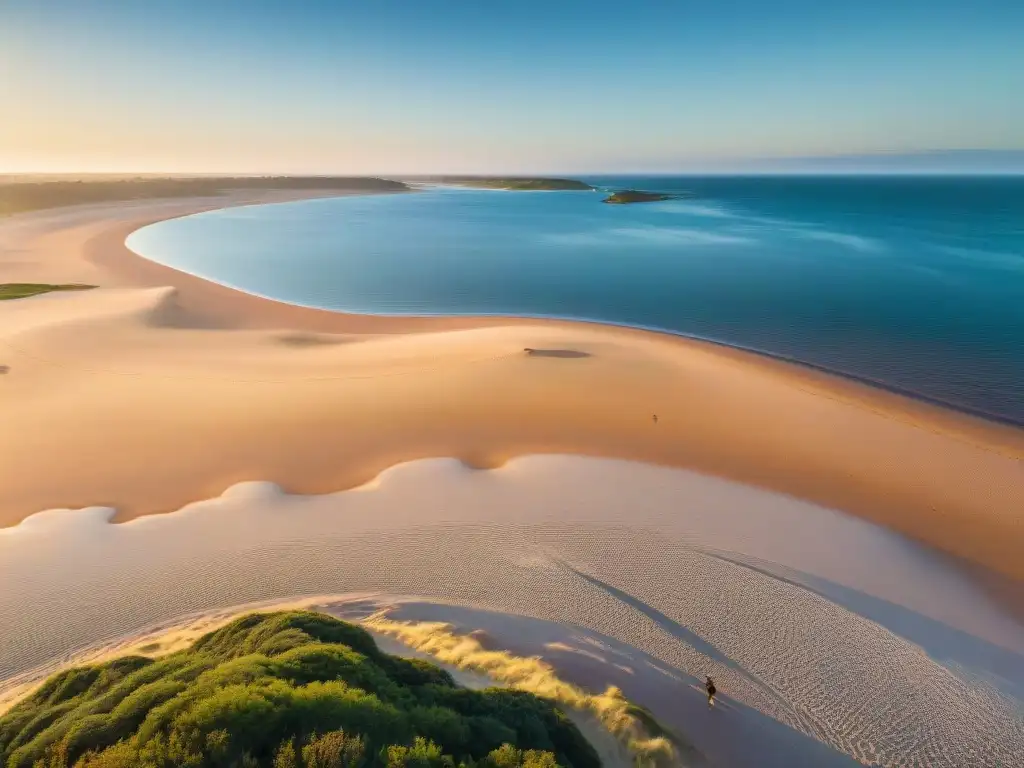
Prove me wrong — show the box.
[793,228,885,253]
[646,201,737,218]
[545,227,755,247]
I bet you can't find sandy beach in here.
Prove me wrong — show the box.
[2,457,1023,767]
[2,190,1024,766]
[1,191,1022,582]
[7,3,1023,765]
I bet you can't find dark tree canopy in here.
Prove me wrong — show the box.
[0,612,598,768]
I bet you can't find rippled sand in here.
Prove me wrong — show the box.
[2,457,1021,767]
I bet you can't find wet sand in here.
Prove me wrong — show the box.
[0,193,1022,584]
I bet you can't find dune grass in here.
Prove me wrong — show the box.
[0,283,97,301]
[0,611,599,768]
[363,616,678,765]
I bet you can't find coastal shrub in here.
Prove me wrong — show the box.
[384,736,447,768]
[0,611,599,768]
[0,283,96,301]
[464,717,517,756]
[482,743,559,768]
[301,730,366,768]
[377,659,455,690]
[274,738,302,768]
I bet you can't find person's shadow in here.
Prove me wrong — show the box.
[0,365,9,375]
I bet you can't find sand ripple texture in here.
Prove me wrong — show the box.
[1,456,1022,767]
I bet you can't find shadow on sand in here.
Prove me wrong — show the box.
[702,549,1024,700]
[328,547,1024,767]
[331,598,862,768]
[523,348,592,359]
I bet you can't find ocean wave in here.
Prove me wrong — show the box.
[933,245,1024,272]
[546,226,754,247]
[647,201,736,218]
[791,228,884,253]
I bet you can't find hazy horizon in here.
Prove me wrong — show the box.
[3,1,1023,174]
[6,149,1024,178]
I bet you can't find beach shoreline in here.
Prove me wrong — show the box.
[1,190,1022,588]
[19,188,1023,425]
[103,191,1024,428]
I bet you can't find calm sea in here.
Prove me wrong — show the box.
[127,176,1024,425]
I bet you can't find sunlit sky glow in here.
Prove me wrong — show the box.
[3,1,1023,174]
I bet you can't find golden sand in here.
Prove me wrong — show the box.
[0,191,1022,584]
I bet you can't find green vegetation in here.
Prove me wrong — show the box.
[0,283,96,301]
[436,178,593,192]
[601,191,674,204]
[0,612,599,768]
[0,177,409,217]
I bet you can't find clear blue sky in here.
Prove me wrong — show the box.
[3,0,1023,173]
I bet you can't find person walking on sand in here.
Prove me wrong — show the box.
[705,676,717,707]
[652,414,658,424]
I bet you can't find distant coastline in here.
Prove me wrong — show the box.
[0,175,409,217]
[418,176,594,191]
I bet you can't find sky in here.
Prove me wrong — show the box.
[2,1,1023,174]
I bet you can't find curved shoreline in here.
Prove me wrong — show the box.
[128,213,1024,428]
[123,193,1023,428]
[93,196,1023,432]
[0,191,1022,588]
[78,195,1024,459]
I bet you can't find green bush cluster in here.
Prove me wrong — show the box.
[0,612,598,768]
[0,284,96,301]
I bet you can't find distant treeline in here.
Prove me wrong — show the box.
[420,177,594,192]
[0,177,409,216]
[0,611,597,768]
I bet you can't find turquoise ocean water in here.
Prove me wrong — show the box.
[127,176,1024,425]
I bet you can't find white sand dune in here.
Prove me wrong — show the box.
[358,617,678,768]
[1,457,1022,767]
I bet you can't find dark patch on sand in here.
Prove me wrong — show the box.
[523,348,591,359]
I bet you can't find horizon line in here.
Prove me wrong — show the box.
[5,170,1024,179]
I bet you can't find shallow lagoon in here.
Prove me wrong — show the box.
[128,176,1024,423]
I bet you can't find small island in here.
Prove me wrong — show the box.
[0,611,600,768]
[436,177,594,191]
[602,190,675,204]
